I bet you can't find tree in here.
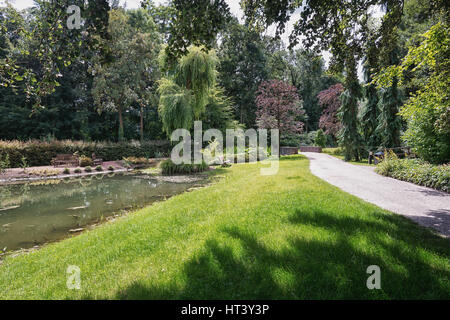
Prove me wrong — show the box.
[127,9,163,141]
[143,0,176,40]
[286,49,336,131]
[339,55,364,161]
[158,46,217,136]
[92,9,161,141]
[217,20,269,128]
[255,80,305,143]
[373,22,450,163]
[202,87,241,133]
[143,0,231,66]
[376,76,403,148]
[360,16,381,150]
[376,1,404,148]
[318,83,344,142]
[0,0,112,108]
[241,0,405,161]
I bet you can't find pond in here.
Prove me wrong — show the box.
[0,172,207,252]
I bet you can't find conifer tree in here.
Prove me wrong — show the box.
[360,35,380,150]
[338,55,364,161]
[376,1,404,148]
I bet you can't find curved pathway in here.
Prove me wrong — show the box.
[302,152,450,238]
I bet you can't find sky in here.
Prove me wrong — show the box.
[1,0,379,79]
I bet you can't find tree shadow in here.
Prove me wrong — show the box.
[411,209,450,238]
[111,209,449,300]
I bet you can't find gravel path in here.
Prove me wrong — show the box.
[303,152,450,238]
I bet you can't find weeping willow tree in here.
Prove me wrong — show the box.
[158,46,218,135]
[157,78,193,135]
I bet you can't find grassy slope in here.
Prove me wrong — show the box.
[0,155,448,299]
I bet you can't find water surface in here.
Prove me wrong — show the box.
[0,172,205,251]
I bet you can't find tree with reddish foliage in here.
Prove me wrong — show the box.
[318,83,344,141]
[255,80,305,142]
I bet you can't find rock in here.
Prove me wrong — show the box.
[67,206,88,210]
[0,205,20,211]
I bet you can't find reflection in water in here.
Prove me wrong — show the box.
[0,173,205,251]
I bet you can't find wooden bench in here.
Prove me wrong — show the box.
[369,147,413,165]
[92,153,103,166]
[52,154,79,168]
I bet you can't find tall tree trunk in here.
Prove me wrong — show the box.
[140,104,144,142]
[118,106,124,142]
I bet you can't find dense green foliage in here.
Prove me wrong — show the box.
[0,140,171,168]
[92,9,162,141]
[158,46,220,135]
[286,50,337,131]
[376,157,450,192]
[339,56,364,161]
[217,20,269,127]
[143,0,231,65]
[0,4,164,142]
[374,22,449,163]
[314,129,327,148]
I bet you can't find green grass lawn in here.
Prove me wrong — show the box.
[323,148,375,166]
[0,155,448,299]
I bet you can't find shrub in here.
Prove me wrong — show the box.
[376,156,450,193]
[281,133,301,147]
[74,168,82,174]
[160,160,208,175]
[79,156,94,167]
[123,157,150,168]
[84,166,92,173]
[63,168,70,174]
[108,166,115,171]
[0,153,10,174]
[28,169,60,177]
[0,140,171,168]
[20,156,28,172]
[298,131,319,146]
[123,157,149,165]
[315,129,327,148]
[95,165,103,172]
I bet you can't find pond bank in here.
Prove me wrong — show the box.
[0,171,213,254]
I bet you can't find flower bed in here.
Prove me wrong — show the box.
[376,158,449,193]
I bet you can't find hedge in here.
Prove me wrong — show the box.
[376,158,450,193]
[0,140,171,168]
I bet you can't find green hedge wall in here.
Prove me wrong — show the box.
[0,140,172,168]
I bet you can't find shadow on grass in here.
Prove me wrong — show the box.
[109,208,449,300]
